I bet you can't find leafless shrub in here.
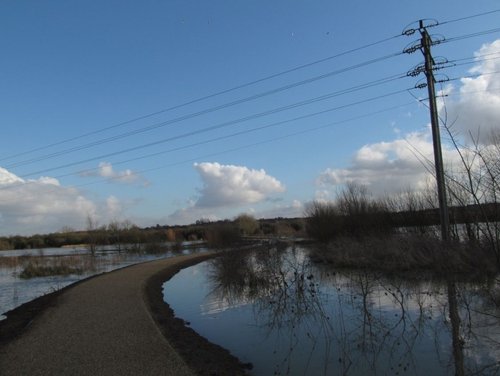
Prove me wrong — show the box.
[204,224,241,249]
[305,183,392,243]
[444,126,500,266]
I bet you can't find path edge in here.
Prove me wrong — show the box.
[143,252,252,376]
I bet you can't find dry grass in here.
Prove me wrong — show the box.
[0,256,21,269]
[19,263,84,279]
[13,255,97,279]
[308,235,499,276]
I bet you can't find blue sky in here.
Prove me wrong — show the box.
[1,1,499,235]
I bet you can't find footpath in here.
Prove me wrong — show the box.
[0,253,213,376]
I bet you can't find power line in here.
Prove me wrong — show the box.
[19,86,410,178]
[442,85,500,96]
[438,9,500,26]
[6,19,497,178]
[2,101,416,192]
[74,101,416,177]
[4,21,496,179]
[9,69,406,173]
[444,27,500,44]
[446,53,500,69]
[5,52,403,170]
[85,102,418,186]
[0,97,415,191]
[447,70,500,82]
[0,34,402,164]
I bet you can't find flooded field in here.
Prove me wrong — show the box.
[0,244,200,320]
[163,245,500,376]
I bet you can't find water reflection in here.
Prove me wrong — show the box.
[203,246,500,375]
[1,245,200,319]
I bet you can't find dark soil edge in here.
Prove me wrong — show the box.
[144,253,252,376]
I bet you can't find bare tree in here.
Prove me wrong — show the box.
[444,126,500,266]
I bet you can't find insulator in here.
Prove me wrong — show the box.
[421,19,439,29]
[435,74,450,84]
[402,21,419,36]
[433,56,449,65]
[409,63,425,75]
[407,65,425,77]
[403,41,421,54]
[429,34,445,45]
[432,63,454,72]
[415,79,427,89]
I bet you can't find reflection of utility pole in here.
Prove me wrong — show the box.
[404,20,450,242]
[447,281,465,376]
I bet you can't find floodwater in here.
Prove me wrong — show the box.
[163,245,500,376]
[0,244,200,320]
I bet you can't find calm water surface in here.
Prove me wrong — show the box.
[163,246,500,376]
[0,245,200,320]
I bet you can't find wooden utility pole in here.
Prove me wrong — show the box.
[418,20,450,242]
[405,20,450,242]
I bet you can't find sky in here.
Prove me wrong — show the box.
[1,1,500,236]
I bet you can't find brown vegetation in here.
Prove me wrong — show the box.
[305,173,500,274]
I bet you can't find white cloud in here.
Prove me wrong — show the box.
[0,167,23,185]
[318,40,500,199]
[165,162,286,225]
[0,167,123,235]
[317,131,457,196]
[444,39,500,144]
[80,161,144,184]
[193,162,285,207]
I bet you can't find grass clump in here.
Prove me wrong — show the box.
[19,261,84,279]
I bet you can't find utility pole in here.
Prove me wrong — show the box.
[405,20,450,242]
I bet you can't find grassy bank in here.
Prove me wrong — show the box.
[308,235,499,277]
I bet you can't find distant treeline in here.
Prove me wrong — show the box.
[2,202,499,251]
[0,216,306,251]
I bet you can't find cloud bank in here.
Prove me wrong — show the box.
[317,131,459,197]
[445,39,500,143]
[0,167,123,235]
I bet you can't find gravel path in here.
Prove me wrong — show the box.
[0,253,214,376]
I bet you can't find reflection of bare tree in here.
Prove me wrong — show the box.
[207,247,500,375]
[332,273,435,375]
[208,246,339,375]
[450,279,500,376]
